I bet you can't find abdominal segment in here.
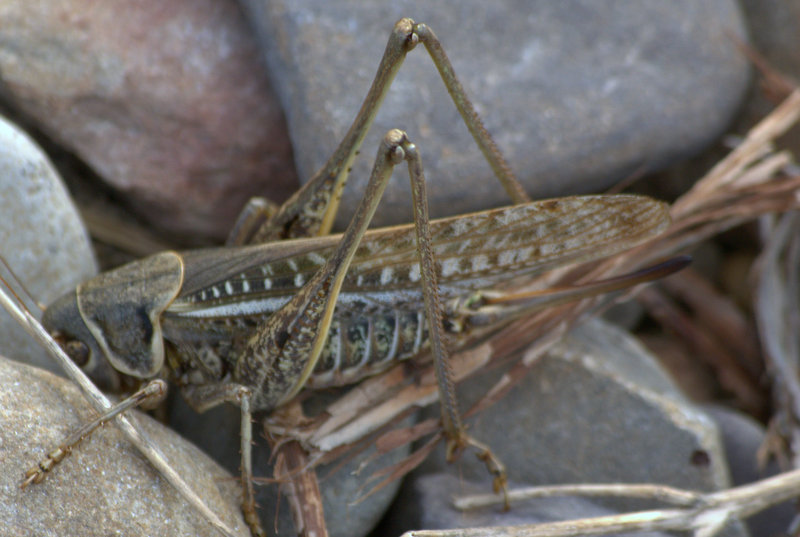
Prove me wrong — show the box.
[307,309,430,388]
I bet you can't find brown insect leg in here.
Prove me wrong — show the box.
[402,137,510,507]
[21,379,167,488]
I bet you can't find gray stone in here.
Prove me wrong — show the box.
[170,390,408,537]
[738,0,800,122]
[654,0,800,200]
[416,319,736,514]
[0,115,98,375]
[0,356,248,537]
[0,0,297,242]
[735,0,800,186]
[241,0,749,229]
[705,405,795,537]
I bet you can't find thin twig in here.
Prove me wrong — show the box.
[453,483,702,510]
[0,284,239,537]
[273,439,329,537]
[637,285,765,415]
[406,467,800,537]
[755,211,800,466]
[661,269,762,380]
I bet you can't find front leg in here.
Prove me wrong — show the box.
[22,379,167,488]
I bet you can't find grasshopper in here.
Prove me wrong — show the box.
[23,18,683,536]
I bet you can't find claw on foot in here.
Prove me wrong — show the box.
[445,431,510,510]
[21,446,70,489]
[242,499,265,537]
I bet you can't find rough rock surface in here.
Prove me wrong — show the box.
[0,0,298,241]
[416,320,732,494]
[400,319,745,537]
[0,357,249,537]
[0,114,97,375]
[706,405,796,537]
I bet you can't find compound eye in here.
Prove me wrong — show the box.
[53,332,90,368]
[65,340,90,367]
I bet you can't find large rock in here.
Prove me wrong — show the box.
[405,319,744,535]
[653,0,800,199]
[0,0,298,242]
[0,114,97,375]
[706,405,796,537]
[0,357,249,537]
[240,0,749,229]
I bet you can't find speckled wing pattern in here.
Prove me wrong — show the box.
[169,195,669,317]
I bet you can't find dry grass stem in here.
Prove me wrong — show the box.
[454,483,702,510]
[755,211,800,466]
[0,281,239,537]
[637,285,765,415]
[273,438,329,537]
[407,466,800,536]
[660,268,762,378]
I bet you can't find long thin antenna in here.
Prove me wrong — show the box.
[0,282,238,537]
